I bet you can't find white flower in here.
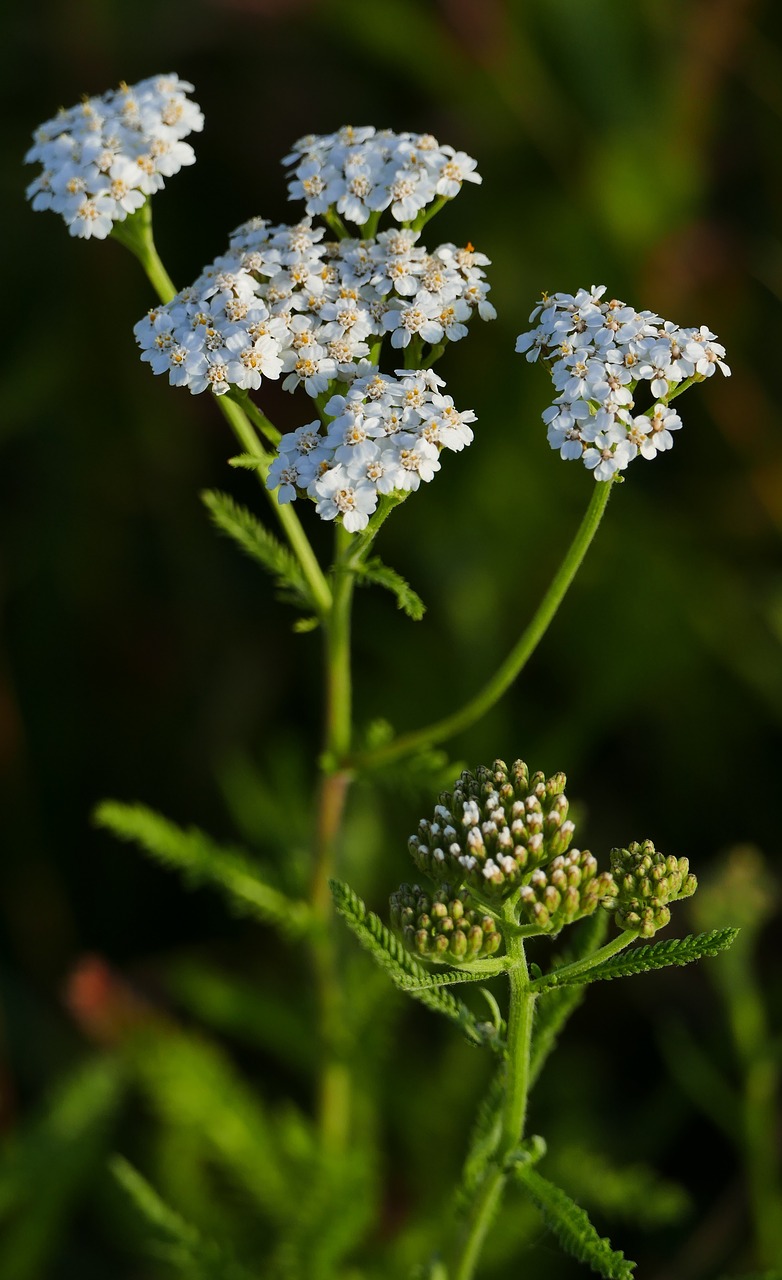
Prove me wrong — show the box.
[25,74,203,237]
[282,127,481,227]
[518,286,729,480]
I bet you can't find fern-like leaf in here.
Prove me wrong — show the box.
[201,489,312,608]
[356,556,426,620]
[330,879,503,1050]
[535,928,739,992]
[111,1156,254,1280]
[514,1166,636,1279]
[94,801,311,936]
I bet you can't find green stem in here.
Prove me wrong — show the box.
[354,477,616,771]
[530,927,636,992]
[229,389,281,447]
[215,398,332,618]
[117,204,332,618]
[311,522,360,1154]
[452,906,535,1280]
[111,201,176,301]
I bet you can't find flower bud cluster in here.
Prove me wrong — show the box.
[516,286,730,481]
[283,126,481,226]
[408,759,576,900]
[25,74,203,239]
[390,883,502,962]
[517,849,615,932]
[603,840,697,937]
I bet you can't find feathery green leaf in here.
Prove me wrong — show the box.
[514,1166,636,1279]
[227,453,265,470]
[535,928,739,991]
[111,1156,254,1280]
[131,1030,298,1220]
[94,801,311,936]
[201,489,312,608]
[356,556,426,620]
[330,879,503,1050]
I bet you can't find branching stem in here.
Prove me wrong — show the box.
[352,477,615,770]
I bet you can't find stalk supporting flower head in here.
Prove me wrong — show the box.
[25,75,203,239]
[517,286,729,480]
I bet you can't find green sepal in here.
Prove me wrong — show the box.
[533,927,739,992]
[94,801,312,937]
[201,489,314,611]
[355,556,426,620]
[513,1165,636,1279]
[330,879,504,1050]
[110,1156,254,1280]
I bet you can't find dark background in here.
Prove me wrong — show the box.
[1,1,781,1276]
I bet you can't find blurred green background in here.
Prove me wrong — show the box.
[2,0,782,1276]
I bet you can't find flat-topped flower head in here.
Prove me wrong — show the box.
[25,74,203,239]
[133,217,493,399]
[265,367,475,530]
[517,287,730,481]
[408,759,575,901]
[283,127,481,228]
[390,883,502,963]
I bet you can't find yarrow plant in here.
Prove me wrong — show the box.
[26,75,739,1280]
[516,286,730,480]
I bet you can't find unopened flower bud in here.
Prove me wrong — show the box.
[408,759,577,899]
[390,883,503,963]
[606,840,697,935]
[517,849,615,933]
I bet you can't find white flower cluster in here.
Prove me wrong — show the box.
[283,126,481,226]
[133,217,494,397]
[516,286,730,481]
[25,74,203,239]
[266,367,476,532]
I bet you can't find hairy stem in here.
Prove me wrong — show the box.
[311,523,359,1154]
[353,478,615,770]
[452,906,535,1280]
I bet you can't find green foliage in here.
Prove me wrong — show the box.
[163,959,316,1074]
[514,1165,636,1279]
[132,1029,301,1222]
[111,1156,254,1279]
[0,1058,124,1280]
[357,719,462,799]
[201,488,313,611]
[94,801,312,936]
[330,878,504,1050]
[356,556,426,619]
[458,1064,505,1200]
[553,1145,690,1228]
[529,910,608,1086]
[535,928,739,991]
